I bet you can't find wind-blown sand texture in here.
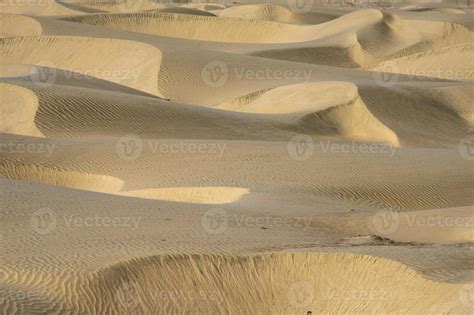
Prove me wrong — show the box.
[0,0,473,314]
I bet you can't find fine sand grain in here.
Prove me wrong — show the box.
[1,0,473,314]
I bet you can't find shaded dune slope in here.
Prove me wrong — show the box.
[0,161,124,194]
[0,14,42,38]
[0,36,163,96]
[2,252,465,314]
[218,4,341,24]
[61,10,473,67]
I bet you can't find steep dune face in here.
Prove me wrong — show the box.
[358,84,473,148]
[0,161,124,193]
[63,12,320,44]
[218,3,338,24]
[0,36,163,96]
[0,83,43,137]
[63,10,385,44]
[218,82,399,146]
[371,42,474,80]
[0,14,42,38]
[65,253,467,313]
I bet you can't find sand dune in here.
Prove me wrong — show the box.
[0,14,42,38]
[1,2,473,314]
[0,83,43,137]
[218,3,341,24]
[0,161,124,193]
[0,36,163,96]
[0,0,84,16]
[121,187,249,204]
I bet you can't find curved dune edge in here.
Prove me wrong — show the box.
[218,3,337,25]
[0,36,163,96]
[370,42,474,80]
[254,14,473,66]
[60,252,467,314]
[0,161,124,194]
[65,0,165,13]
[0,83,43,137]
[218,82,399,146]
[0,0,85,16]
[157,7,217,17]
[62,10,384,44]
[60,10,472,67]
[121,187,249,204]
[420,84,474,125]
[368,206,474,243]
[0,14,42,38]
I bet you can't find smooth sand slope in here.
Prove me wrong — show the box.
[0,1,473,314]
